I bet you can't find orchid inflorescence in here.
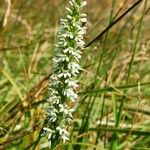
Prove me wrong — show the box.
[43,0,87,145]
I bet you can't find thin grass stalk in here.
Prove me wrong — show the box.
[111,0,148,149]
[94,0,116,148]
[117,0,148,129]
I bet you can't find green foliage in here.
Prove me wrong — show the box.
[0,0,150,149]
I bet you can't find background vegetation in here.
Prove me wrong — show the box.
[0,0,150,149]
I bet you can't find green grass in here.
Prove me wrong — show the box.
[0,0,150,149]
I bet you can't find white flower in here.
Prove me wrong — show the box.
[82,1,87,7]
[43,127,55,140]
[47,96,60,104]
[67,108,74,119]
[65,78,78,89]
[56,126,69,136]
[59,104,69,115]
[66,7,72,13]
[47,106,58,122]
[61,134,70,143]
[69,1,74,6]
[80,17,87,23]
[56,126,69,142]
[68,62,80,75]
[56,54,70,62]
[64,88,78,101]
[67,15,72,20]
[51,79,60,86]
[81,13,87,17]
[57,72,71,78]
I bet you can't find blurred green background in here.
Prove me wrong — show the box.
[0,0,150,149]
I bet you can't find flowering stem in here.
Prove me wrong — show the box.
[43,0,87,148]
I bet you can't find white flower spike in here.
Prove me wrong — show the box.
[43,0,87,147]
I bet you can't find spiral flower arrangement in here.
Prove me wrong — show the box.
[43,0,87,146]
